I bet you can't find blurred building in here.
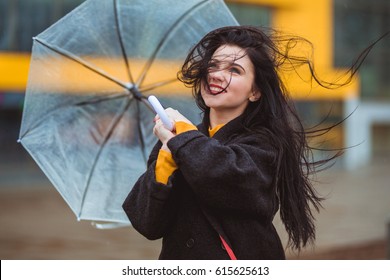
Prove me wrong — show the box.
[0,0,389,169]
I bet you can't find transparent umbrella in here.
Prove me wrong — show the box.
[18,0,238,227]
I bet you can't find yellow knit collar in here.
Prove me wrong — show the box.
[208,123,225,137]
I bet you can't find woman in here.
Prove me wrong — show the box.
[122,26,361,259]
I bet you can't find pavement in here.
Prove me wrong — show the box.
[274,156,390,258]
[1,136,390,259]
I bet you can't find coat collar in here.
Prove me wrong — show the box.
[197,112,246,142]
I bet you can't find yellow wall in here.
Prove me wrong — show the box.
[229,0,359,100]
[0,52,30,92]
[0,0,359,100]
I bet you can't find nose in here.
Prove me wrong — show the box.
[208,69,225,82]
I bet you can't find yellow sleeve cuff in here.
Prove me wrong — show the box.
[155,122,196,184]
[155,149,178,184]
[175,121,198,135]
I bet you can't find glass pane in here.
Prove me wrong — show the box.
[334,0,390,100]
[0,0,84,52]
[227,2,271,27]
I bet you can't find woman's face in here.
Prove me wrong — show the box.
[201,44,260,118]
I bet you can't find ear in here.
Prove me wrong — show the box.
[249,89,261,102]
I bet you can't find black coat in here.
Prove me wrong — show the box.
[123,115,285,259]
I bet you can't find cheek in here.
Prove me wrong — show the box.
[200,81,209,93]
[229,81,252,96]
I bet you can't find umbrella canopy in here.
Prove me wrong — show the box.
[19,0,238,226]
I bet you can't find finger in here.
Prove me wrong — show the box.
[154,120,165,132]
[165,108,178,115]
[153,125,157,136]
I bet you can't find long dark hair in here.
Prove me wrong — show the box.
[178,25,382,250]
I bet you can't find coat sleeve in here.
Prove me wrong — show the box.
[122,142,178,240]
[167,130,277,217]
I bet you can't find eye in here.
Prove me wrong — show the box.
[207,62,218,71]
[229,67,241,74]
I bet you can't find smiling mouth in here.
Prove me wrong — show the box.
[208,85,226,95]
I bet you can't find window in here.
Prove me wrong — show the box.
[0,0,83,52]
[334,0,390,100]
[226,2,271,27]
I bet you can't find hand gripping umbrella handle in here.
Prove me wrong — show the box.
[148,95,174,131]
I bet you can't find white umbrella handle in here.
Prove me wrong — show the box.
[148,95,174,131]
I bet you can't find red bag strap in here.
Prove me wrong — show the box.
[219,235,237,260]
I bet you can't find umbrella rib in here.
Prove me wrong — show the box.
[139,78,179,93]
[75,93,128,106]
[18,94,128,141]
[136,0,209,88]
[78,97,134,219]
[113,0,134,84]
[33,37,133,91]
[135,101,148,165]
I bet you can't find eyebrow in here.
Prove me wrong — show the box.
[211,58,246,73]
[230,62,246,73]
